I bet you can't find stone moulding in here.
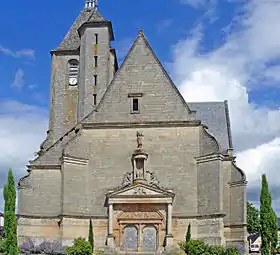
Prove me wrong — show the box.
[195,153,225,164]
[60,155,89,165]
[81,120,202,129]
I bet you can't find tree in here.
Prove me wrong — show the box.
[271,210,278,252]
[3,169,18,255]
[260,174,278,255]
[186,223,191,243]
[247,201,260,234]
[88,219,94,253]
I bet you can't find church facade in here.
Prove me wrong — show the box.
[17,1,247,253]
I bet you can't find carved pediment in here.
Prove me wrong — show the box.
[106,183,174,198]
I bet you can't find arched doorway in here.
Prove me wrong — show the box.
[123,225,138,251]
[142,225,157,251]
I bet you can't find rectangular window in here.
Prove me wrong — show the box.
[94,75,97,86]
[93,94,97,106]
[94,56,98,67]
[132,98,139,112]
[95,33,98,44]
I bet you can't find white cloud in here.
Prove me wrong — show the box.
[11,69,25,90]
[171,0,280,212]
[0,100,48,212]
[0,45,35,59]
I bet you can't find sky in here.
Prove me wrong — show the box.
[1,0,280,214]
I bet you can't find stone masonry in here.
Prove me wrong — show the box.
[17,2,247,253]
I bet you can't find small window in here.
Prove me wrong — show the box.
[94,56,98,67]
[93,94,97,106]
[95,33,98,44]
[94,75,97,86]
[132,98,139,112]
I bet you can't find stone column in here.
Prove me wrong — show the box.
[107,203,115,248]
[108,204,113,235]
[165,203,173,247]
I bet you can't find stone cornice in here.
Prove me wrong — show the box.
[61,155,88,166]
[27,165,61,170]
[82,120,201,129]
[229,180,248,187]
[173,212,226,219]
[50,49,80,56]
[224,223,247,228]
[195,153,225,164]
[17,214,108,219]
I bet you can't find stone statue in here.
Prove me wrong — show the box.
[136,131,144,150]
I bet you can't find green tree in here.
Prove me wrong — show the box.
[88,219,94,253]
[3,169,18,255]
[271,209,278,253]
[260,174,278,255]
[247,201,260,234]
[186,223,191,243]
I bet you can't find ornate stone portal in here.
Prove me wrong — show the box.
[106,132,175,252]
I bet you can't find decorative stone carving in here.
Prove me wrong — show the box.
[119,211,163,220]
[122,172,133,187]
[147,171,160,187]
[133,187,147,195]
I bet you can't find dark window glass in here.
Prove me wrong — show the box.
[133,98,139,112]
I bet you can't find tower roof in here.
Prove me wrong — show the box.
[55,5,111,52]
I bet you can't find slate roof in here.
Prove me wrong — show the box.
[188,101,233,154]
[248,233,260,243]
[56,8,108,51]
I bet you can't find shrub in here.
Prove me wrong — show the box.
[66,237,92,255]
[20,239,35,254]
[207,245,226,255]
[38,241,66,255]
[187,240,208,255]
[0,239,5,253]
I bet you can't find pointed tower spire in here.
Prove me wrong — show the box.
[85,0,98,9]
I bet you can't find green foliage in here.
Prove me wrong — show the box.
[247,201,260,234]
[186,240,207,255]
[0,239,5,253]
[271,210,278,251]
[178,239,242,255]
[260,174,278,255]
[186,223,191,243]
[88,219,94,253]
[207,245,225,255]
[3,169,18,255]
[66,237,92,255]
[225,246,240,255]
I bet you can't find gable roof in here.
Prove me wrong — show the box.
[84,30,195,123]
[56,8,110,51]
[188,101,233,153]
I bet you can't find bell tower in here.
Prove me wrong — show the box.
[77,0,115,121]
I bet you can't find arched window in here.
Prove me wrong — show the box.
[68,59,79,86]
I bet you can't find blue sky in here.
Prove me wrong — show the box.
[1,0,280,214]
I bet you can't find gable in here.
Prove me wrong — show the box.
[107,184,174,198]
[84,31,194,123]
